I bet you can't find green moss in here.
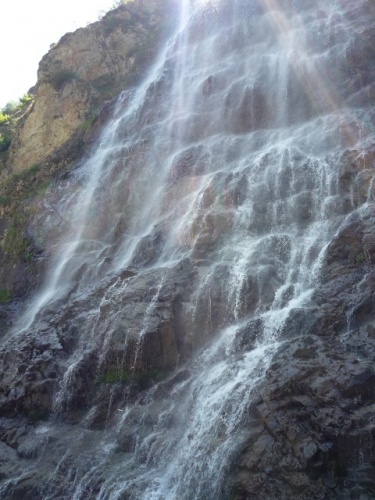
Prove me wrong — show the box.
[0,289,11,303]
[5,163,42,187]
[1,163,49,204]
[27,163,42,176]
[34,180,51,199]
[3,209,31,261]
[355,252,365,263]
[97,369,133,384]
[0,167,48,262]
[0,195,10,206]
[27,409,50,422]
[6,163,41,191]
[80,114,97,134]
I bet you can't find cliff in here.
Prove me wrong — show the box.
[0,0,375,499]
[8,1,176,175]
[0,0,176,300]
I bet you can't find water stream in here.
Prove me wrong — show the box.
[4,0,375,498]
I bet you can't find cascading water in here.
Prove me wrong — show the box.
[1,0,375,498]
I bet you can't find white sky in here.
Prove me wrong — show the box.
[0,0,117,108]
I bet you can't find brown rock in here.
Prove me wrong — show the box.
[7,0,176,175]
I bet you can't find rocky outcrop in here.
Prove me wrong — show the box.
[0,260,192,422]
[1,0,375,498]
[7,0,176,175]
[0,0,177,306]
[230,148,375,499]
[232,331,375,499]
[0,259,196,498]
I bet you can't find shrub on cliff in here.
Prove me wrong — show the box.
[0,133,11,152]
[0,112,10,125]
[1,94,32,116]
[0,94,33,154]
[18,93,32,106]
[49,69,78,90]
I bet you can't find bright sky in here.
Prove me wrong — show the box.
[0,0,117,108]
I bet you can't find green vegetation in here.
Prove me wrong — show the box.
[1,94,33,117]
[97,369,133,383]
[0,94,33,158]
[80,113,97,134]
[0,163,49,267]
[49,69,78,90]
[33,179,51,199]
[0,164,49,267]
[25,163,42,176]
[7,163,42,185]
[2,163,43,196]
[355,252,365,263]
[2,102,18,114]
[92,74,115,94]
[0,132,11,152]
[0,112,10,125]
[3,208,32,261]
[0,196,10,206]
[0,289,11,303]
[19,93,33,106]
[27,409,50,422]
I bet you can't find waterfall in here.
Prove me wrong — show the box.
[2,0,375,498]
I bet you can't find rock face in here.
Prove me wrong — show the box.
[232,332,375,499]
[7,0,176,175]
[0,0,176,305]
[0,0,375,499]
[230,146,375,499]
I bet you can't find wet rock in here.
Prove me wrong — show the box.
[0,330,63,418]
[338,149,375,207]
[168,145,209,181]
[1,0,375,497]
[0,261,194,430]
[17,432,52,460]
[225,83,271,134]
[231,330,375,499]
